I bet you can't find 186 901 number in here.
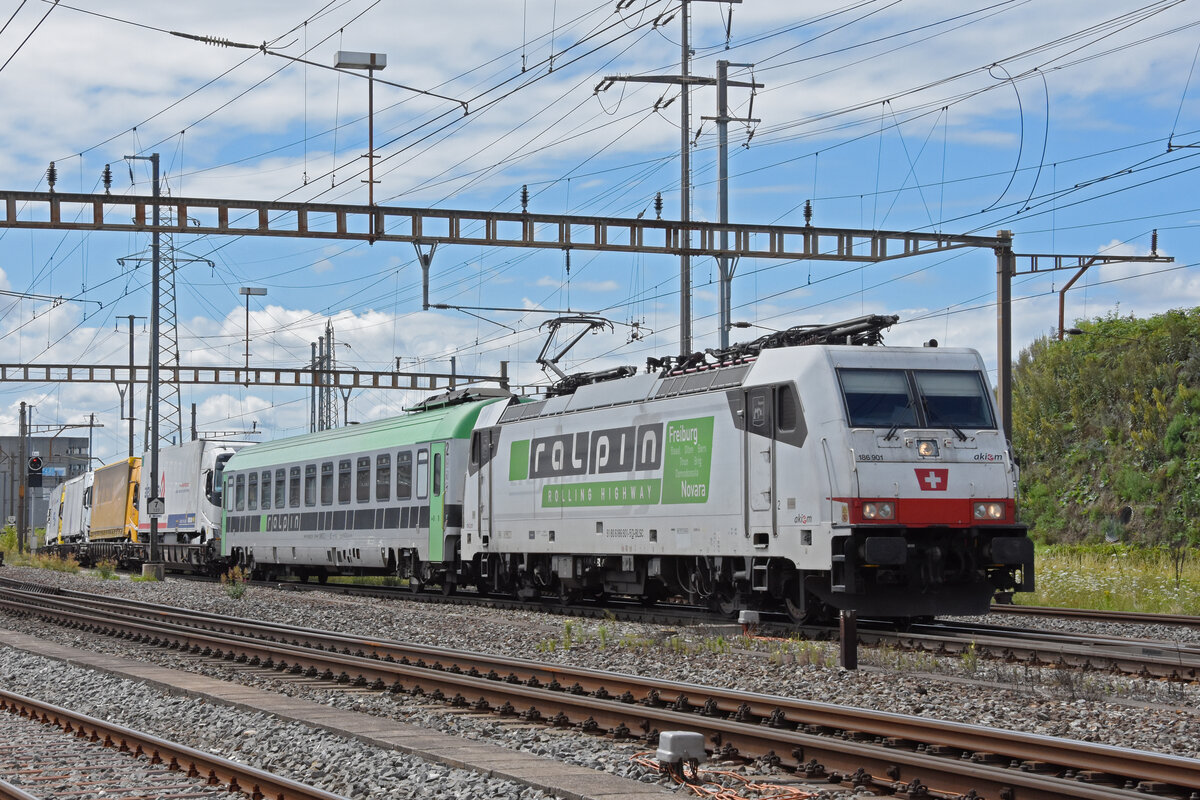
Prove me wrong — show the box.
[857,453,884,462]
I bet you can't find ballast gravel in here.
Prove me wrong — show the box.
[0,648,564,800]
[0,704,245,799]
[0,565,1197,800]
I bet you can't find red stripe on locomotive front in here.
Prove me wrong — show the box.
[834,497,1016,527]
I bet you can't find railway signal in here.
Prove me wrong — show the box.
[26,456,43,488]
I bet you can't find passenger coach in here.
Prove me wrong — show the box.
[220,391,509,587]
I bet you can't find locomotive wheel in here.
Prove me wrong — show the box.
[441,578,455,596]
[784,595,812,625]
[709,589,739,617]
[558,582,581,606]
[786,591,831,625]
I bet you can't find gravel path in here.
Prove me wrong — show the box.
[0,565,1196,800]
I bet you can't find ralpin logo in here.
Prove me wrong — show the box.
[915,468,949,491]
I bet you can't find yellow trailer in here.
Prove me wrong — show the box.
[90,458,141,541]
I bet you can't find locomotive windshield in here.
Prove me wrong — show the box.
[839,368,994,429]
[207,452,234,507]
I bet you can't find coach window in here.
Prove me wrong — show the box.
[433,452,442,496]
[235,474,245,512]
[396,451,412,500]
[357,457,371,503]
[261,470,272,509]
[274,468,286,509]
[416,449,429,500]
[338,460,352,504]
[376,454,391,501]
[225,478,235,512]
[305,464,317,507]
[247,472,258,511]
[321,462,334,505]
[289,466,301,508]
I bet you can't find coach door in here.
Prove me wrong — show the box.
[744,386,777,539]
[428,442,446,562]
[474,428,495,544]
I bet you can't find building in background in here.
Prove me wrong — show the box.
[0,436,91,533]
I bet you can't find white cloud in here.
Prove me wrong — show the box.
[2,0,1199,463]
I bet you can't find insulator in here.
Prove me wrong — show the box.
[803,199,813,227]
[654,192,663,220]
[1151,228,1158,256]
[520,184,529,214]
[102,164,113,195]
[46,161,57,192]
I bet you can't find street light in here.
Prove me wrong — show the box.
[239,287,267,381]
[334,50,387,221]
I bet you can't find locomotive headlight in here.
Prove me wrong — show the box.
[973,501,1005,521]
[917,439,939,458]
[862,501,895,520]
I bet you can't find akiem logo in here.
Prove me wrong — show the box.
[508,417,715,508]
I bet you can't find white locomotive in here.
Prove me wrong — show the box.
[461,315,1032,619]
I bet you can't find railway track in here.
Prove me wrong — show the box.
[992,604,1200,628]
[243,576,1200,681]
[859,619,1200,681]
[0,579,1197,800]
[45,571,1200,682]
[0,688,348,800]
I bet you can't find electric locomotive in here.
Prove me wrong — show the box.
[460,314,1032,620]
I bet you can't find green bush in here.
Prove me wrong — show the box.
[1013,308,1200,545]
[220,566,248,599]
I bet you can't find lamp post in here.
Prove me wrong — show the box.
[239,287,267,381]
[334,50,387,230]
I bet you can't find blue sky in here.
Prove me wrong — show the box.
[1,0,1198,463]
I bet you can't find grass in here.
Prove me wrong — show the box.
[0,526,80,573]
[220,566,249,599]
[1017,544,1200,614]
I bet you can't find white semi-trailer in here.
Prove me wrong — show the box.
[139,440,252,547]
[59,471,93,544]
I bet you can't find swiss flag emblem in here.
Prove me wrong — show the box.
[915,468,949,491]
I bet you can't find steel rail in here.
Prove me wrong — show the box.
[85,575,1200,681]
[0,689,350,800]
[13,575,1192,681]
[2,585,1197,799]
[992,604,1200,629]
[0,780,39,800]
[47,587,1200,790]
[860,621,1200,681]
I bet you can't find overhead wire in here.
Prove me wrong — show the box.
[5,1,1198,423]
[0,0,55,76]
